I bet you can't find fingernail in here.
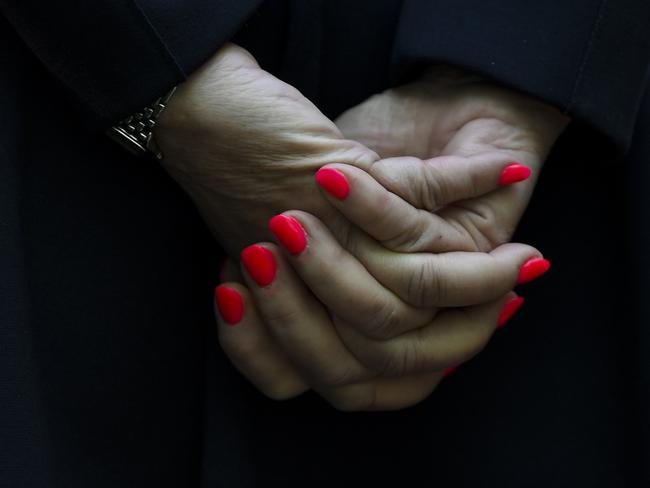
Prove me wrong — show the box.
[499,163,531,186]
[517,257,551,284]
[268,215,307,255]
[315,168,350,199]
[215,285,244,325]
[241,245,277,286]
[442,366,458,378]
[497,296,525,329]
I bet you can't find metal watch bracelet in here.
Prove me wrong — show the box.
[107,86,177,160]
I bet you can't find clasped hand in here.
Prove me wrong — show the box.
[156,44,568,411]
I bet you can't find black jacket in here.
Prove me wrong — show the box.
[1,1,649,486]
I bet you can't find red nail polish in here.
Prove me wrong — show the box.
[517,257,551,284]
[497,296,525,329]
[499,163,531,186]
[215,285,244,325]
[315,168,350,199]
[442,366,458,378]
[241,245,276,287]
[268,215,307,255]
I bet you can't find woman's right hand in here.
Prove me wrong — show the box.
[154,43,379,257]
[215,207,546,411]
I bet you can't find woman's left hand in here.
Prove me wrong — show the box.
[333,66,569,253]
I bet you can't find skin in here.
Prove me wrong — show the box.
[154,43,568,410]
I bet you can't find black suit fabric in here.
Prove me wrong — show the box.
[1,1,649,487]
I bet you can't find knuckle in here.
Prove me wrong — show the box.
[399,341,423,375]
[369,157,413,193]
[363,299,403,340]
[339,226,360,257]
[373,343,420,377]
[318,365,362,388]
[382,213,427,252]
[483,222,515,249]
[463,201,496,229]
[447,203,501,252]
[328,218,361,258]
[406,257,446,307]
[348,140,380,167]
[465,168,482,198]
[462,201,511,249]
[423,163,451,210]
[447,217,488,252]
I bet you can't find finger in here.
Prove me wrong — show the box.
[437,166,538,251]
[336,292,523,376]
[239,243,449,411]
[314,162,474,253]
[426,121,556,251]
[267,213,437,340]
[238,243,372,387]
[313,156,532,253]
[356,241,546,307]
[268,210,546,308]
[214,283,309,400]
[369,154,532,211]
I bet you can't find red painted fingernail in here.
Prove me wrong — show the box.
[499,163,531,186]
[442,366,458,378]
[517,257,551,284]
[497,296,525,329]
[215,285,244,325]
[269,215,307,255]
[315,168,350,199]
[241,245,276,287]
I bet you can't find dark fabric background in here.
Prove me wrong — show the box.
[1,1,649,486]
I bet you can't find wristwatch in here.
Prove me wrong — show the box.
[107,86,177,160]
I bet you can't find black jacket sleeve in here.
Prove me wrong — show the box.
[0,0,262,129]
[392,0,650,152]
